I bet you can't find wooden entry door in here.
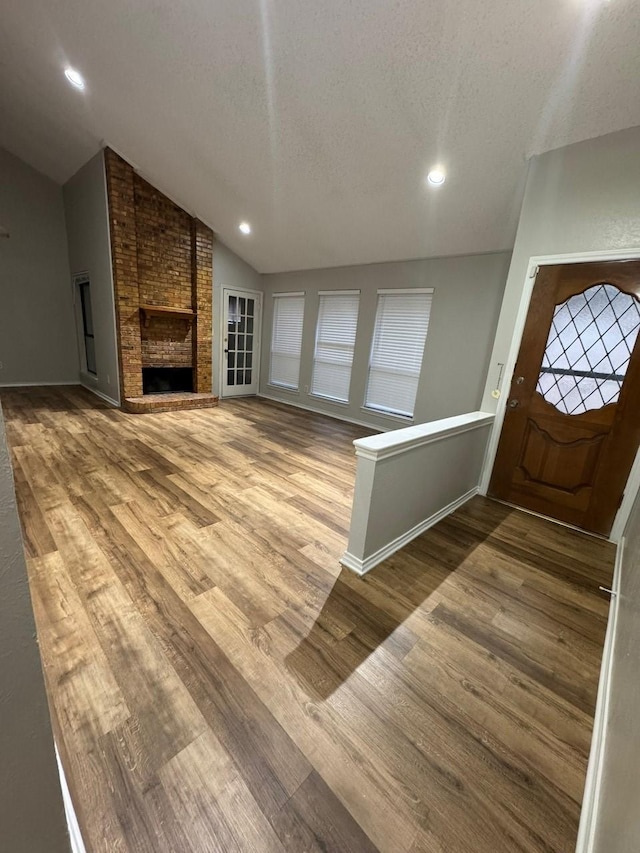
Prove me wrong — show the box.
[489,261,640,536]
[221,288,262,397]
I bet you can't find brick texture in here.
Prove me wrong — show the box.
[104,149,215,406]
[122,392,219,414]
[192,219,213,392]
[105,149,143,398]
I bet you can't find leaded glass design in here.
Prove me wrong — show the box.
[537,283,640,415]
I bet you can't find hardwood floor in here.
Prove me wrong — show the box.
[2,385,615,853]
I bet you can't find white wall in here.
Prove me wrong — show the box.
[590,490,640,852]
[63,152,120,405]
[213,241,263,398]
[481,126,640,413]
[0,148,78,386]
[0,403,70,852]
[260,253,510,430]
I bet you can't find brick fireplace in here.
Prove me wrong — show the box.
[104,148,218,413]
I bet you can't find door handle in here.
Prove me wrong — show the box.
[508,399,519,409]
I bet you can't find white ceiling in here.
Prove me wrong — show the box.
[1,0,639,273]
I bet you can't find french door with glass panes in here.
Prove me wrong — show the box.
[222,289,262,397]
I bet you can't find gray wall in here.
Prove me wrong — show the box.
[592,490,640,852]
[213,241,263,397]
[482,125,640,412]
[0,403,70,852]
[63,152,120,405]
[345,416,493,571]
[260,253,510,430]
[0,148,78,385]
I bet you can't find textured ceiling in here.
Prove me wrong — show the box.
[1,0,639,273]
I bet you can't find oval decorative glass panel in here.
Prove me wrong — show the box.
[536,283,640,415]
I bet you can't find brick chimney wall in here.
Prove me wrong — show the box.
[104,149,213,401]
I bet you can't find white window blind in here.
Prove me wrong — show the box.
[269,292,305,390]
[365,288,434,418]
[311,290,360,403]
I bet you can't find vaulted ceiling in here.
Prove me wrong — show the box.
[1,0,639,273]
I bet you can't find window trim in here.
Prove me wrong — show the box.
[311,289,360,404]
[360,404,414,422]
[74,274,97,377]
[269,291,305,391]
[363,287,434,419]
[376,288,434,296]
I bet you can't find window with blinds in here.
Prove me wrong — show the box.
[269,292,305,390]
[311,290,360,403]
[364,288,434,418]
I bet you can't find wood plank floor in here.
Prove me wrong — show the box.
[2,385,615,853]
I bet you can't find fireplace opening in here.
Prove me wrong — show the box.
[142,367,193,395]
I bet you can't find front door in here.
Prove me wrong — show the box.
[489,261,640,536]
[222,289,261,397]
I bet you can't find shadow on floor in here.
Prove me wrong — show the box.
[0,384,112,415]
[285,497,513,700]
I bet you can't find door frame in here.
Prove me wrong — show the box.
[218,286,263,399]
[479,247,640,543]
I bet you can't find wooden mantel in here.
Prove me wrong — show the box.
[139,304,196,327]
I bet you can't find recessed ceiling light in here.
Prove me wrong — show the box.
[64,67,85,90]
[239,221,251,235]
[427,168,446,186]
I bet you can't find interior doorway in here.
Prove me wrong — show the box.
[489,260,640,536]
[221,288,262,398]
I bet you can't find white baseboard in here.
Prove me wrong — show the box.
[55,745,87,853]
[82,383,120,408]
[0,380,81,388]
[341,487,478,575]
[257,393,386,432]
[575,537,624,853]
